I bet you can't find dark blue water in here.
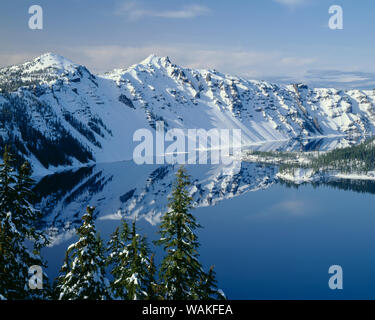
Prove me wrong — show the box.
[195,183,375,299]
[42,180,375,299]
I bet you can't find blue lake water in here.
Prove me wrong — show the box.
[195,183,375,299]
[40,168,375,299]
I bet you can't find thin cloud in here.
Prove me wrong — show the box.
[281,57,317,67]
[303,70,375,89]
[61,44,316,78]
[274,200,307,216]
[0,53,38,68]
[116,1,211,21]
[267,69,375,89]
[5,46,375,89]
[247,199,315,221]
[273,0,309,7]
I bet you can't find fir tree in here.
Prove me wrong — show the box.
[56,206,110,300]
[0,146,16,214]
[14,161,44,245]
[107,219,151,300]
[199,266,225,300]
[0,146,48,299]
[156,166,224,300]
[144,253,161,300]
[155,166,206,299]
[107,222,130,299]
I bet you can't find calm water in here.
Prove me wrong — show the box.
[40,169,375,299]
[195,183,375,299]
[33,135,375,299]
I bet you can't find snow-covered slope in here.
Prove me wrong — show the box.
[1,53,375,173]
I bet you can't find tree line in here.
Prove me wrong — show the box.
[0,147,224,300]
[280,137,375,174]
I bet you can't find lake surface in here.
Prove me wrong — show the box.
[37,137,375,299]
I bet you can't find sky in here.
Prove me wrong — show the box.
[1,0,375,88]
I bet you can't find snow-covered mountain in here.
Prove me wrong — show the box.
[1,52,375,173]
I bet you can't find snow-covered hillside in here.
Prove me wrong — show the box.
[1,53,375,173]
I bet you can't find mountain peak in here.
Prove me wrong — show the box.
[102,54,174,80]
[0,53,85,91]
[31,52,78,73]
[140,54,172,67]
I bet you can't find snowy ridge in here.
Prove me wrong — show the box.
[1,53,375,173]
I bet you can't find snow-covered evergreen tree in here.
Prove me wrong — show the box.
[56,206,110,300]
[144,253,161,300]
[155,166,205,299]
[199,265,225,300]
[156,166,223,300]
[107,219,151,300]
[106,222,129,299]
[0,147,48,299]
